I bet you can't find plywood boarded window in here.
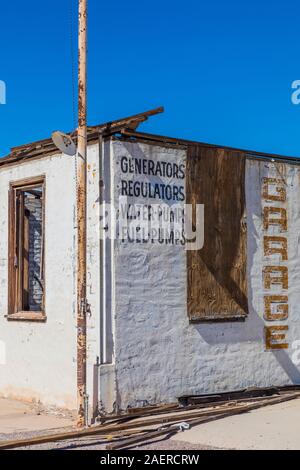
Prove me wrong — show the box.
[187,145,248,322]
[8,177,45,321]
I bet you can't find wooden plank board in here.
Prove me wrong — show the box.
[186,145,248,321]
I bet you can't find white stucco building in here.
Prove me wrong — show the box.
[1,108,300,417]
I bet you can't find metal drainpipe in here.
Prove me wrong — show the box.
[98,132,104,365]
[77,0,88,428]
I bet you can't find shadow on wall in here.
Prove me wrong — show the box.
[112,140,300,387]
[194,196,300,384]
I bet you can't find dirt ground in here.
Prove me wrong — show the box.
[1,397,300,450]
[0,398,216,450]
[0,397,75,436]
[172,397,300,450]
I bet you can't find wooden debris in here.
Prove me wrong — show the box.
[0,389,299,450]
[107,392,300,450]
[179,386,281,406]
[107,427,180,451]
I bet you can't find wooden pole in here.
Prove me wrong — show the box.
[77,0,88,428]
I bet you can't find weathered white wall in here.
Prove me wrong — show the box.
[246,159,300,381]
[86,143,102,417]
[0,153,77,409]
[2,138,300,414]
[0,143,101,410]
[111,141,300,411]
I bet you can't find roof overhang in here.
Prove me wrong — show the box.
[0,107,164,167]
[1,105,300,167]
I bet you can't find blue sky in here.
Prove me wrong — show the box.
[1,0,300,157]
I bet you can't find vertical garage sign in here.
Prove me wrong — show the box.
[246,159,300,351]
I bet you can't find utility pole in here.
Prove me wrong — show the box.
[77,0,88,428]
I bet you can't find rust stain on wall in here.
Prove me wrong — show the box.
[263,266,288,290]
[264,236,288,261]
[263,295,289,321]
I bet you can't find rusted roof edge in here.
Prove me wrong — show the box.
[2,106,300,167]
[0,107,164,167]
[118,129,300,164]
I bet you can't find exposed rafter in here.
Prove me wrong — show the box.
[0,107,164,166]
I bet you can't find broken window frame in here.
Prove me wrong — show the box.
[7,176,46,321]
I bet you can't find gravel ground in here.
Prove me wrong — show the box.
[0,429,221,451]
[134,439,221,451]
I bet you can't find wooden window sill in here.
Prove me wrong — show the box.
[6,312,46,322]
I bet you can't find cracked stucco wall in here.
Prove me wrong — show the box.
[0,153,77,409]
[110,141,300,411]
[0,143,101,411]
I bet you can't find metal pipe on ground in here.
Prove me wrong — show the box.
[106,392,300,450]
[0,391,300,450]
